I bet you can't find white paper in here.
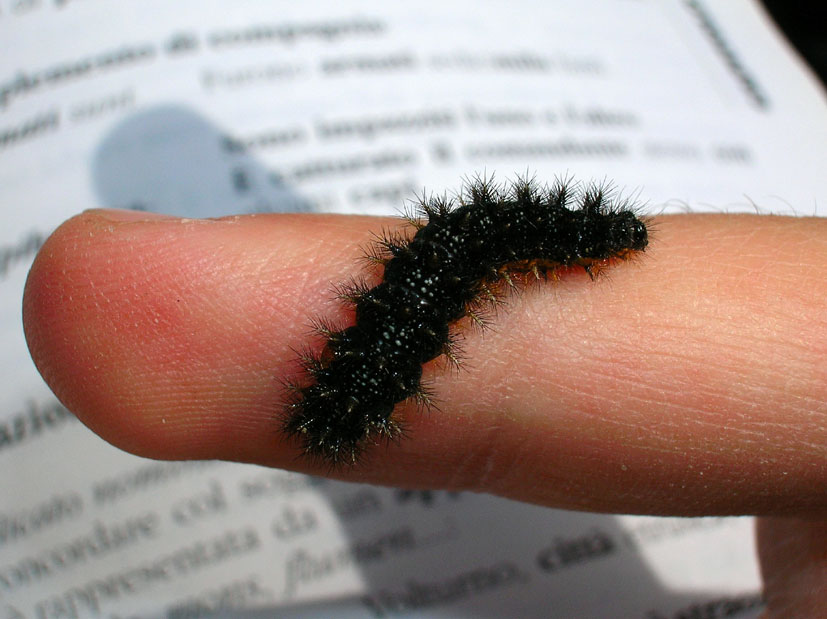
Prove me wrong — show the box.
[3,1,825,616]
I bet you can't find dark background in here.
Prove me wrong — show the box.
[763,1,827,87]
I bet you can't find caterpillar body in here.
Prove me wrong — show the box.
[283,177,649,464]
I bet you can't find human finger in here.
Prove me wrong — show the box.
[22,210,827,515]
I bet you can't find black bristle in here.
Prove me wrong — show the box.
[282,175,649,464]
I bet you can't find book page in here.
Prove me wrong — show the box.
[2,1,824,617]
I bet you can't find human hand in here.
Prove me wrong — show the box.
[23,210,826,616]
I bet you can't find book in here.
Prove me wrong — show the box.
[2,1,824,616]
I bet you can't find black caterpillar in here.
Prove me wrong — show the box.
[283,177,649,464]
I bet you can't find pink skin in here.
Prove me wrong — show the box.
[23,210,826,616]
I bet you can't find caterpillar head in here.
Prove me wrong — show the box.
[577,209,648,260]
[613,210,649,253]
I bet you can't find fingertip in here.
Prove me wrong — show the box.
[22,211,327,461]
[24,212,91,396]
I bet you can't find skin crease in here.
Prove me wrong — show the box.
[22,210,826,616]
